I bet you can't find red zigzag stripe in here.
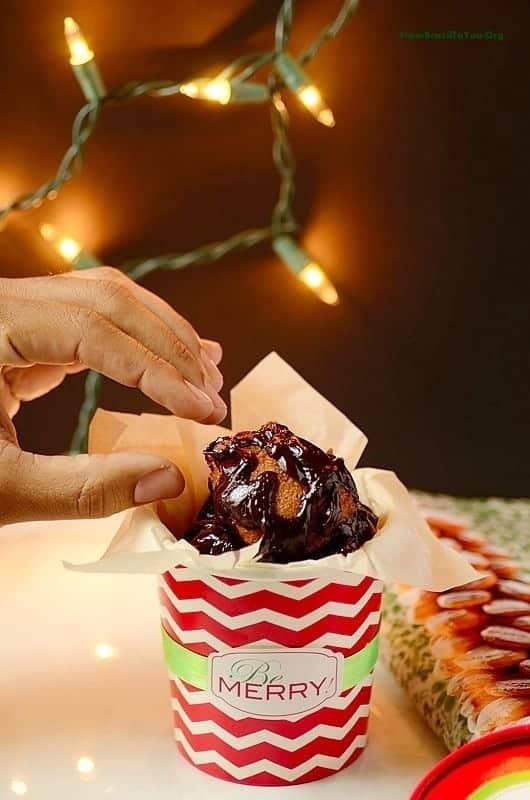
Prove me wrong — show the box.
[159,589,381,647]
[171,680,372,736]
[161,573,378,617]
[176,742,365,786]
[161,616,381,657]
[173,712,369,768]
[213,576,315,588]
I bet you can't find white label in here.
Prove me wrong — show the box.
[208,648,343,718]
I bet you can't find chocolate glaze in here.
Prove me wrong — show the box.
[186,519,245,555]
[183,422,378,563]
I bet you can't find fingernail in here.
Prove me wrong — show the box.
[203,378,227,415]
[202,339,222,363]
[184,380,214,414]
[214,396,227,417]
[134,466,184,504]
[212,405,228,423]
[201,350,223,391]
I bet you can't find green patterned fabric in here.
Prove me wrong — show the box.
[380,493,530,751]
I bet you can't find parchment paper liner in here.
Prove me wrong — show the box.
[66,353,476,590]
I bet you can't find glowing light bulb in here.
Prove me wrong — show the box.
[64,17,94,66]
[317,109,335,127]
[10,780,28,796]
[275,53,335,127]
[77,756,95,776]
[204,80,231,104]
[297,86,320,108]
[180,78,232,105]
[299,262,325,288]
[299,263,339,305]
[180,82,199,99]
[64,17,105,101]
[94,641,118,660]
[272,236,339,306]
[40,223,101,269]
[296,86,335,127]
[58,237,82,262]
[40,223,81,261]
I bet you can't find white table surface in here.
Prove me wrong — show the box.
[0,516,446,799]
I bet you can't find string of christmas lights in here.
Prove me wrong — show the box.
[0,0,360,452]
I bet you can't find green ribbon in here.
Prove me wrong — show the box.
[342,635,379,689]
[162,626,379,692]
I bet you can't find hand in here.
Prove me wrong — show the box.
[0,267,226,525]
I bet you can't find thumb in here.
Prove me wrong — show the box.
[0,442,185,524]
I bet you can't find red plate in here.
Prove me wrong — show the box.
[410,723,530,799]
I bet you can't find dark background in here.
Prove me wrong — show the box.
[1,1,528,497]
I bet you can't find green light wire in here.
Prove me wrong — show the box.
[0,0,361,453]
[124,225,286,281]
[275,0,295,53]
[298,0,361,64]
[69,369,103,454]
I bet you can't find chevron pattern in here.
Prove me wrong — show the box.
[159,568,382,785]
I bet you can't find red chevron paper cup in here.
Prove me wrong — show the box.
[158,568,382,786]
